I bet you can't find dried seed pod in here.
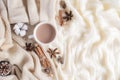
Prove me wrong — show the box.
[60,1,66,9]
[25,43,35,51]
[57,56,64,64]
[0,48,2,51]
[43,68,50,74]
[0,61,12,76]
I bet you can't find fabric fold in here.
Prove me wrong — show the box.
[0,16,5,48]
[40,0,56,22]
[0,0,13,50]
[25,0,39,25]
[1,0,120,80]
[7,0,28,24]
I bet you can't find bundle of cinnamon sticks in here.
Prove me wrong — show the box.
[33,44,53,75]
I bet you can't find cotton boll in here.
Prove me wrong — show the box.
[20,30,26,37]
[22,24,28,30]
[17,23,24,28]
[13,24,20,30]
[13,23,28,37]
[14,28,20,35]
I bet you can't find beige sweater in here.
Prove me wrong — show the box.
[0,0,120,80]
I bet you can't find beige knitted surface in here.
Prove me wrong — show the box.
[0,0,120,80]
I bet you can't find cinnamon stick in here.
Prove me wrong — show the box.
[59,10,64,26]
[33,44,52,74]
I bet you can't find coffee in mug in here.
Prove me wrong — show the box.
[34,22,56,45]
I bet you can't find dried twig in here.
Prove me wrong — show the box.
[59,10,64,26]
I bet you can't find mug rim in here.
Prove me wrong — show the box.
[33,22,56,45]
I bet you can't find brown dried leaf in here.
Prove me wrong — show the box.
[60,1,66,9]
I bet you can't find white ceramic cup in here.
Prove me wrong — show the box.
[33,22,56,45]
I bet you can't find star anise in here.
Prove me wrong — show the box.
[63,11,73,21]
[25,43,34,51]
[47,48,60,58]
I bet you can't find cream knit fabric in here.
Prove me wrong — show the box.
[0,0,120,80]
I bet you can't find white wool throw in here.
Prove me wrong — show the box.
[0,0,120,80]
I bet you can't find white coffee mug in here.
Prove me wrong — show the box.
[33,22,56,45]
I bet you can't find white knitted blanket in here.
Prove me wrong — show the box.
[0,0,120,80]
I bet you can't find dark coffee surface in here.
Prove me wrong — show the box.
[36,24,56,43]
